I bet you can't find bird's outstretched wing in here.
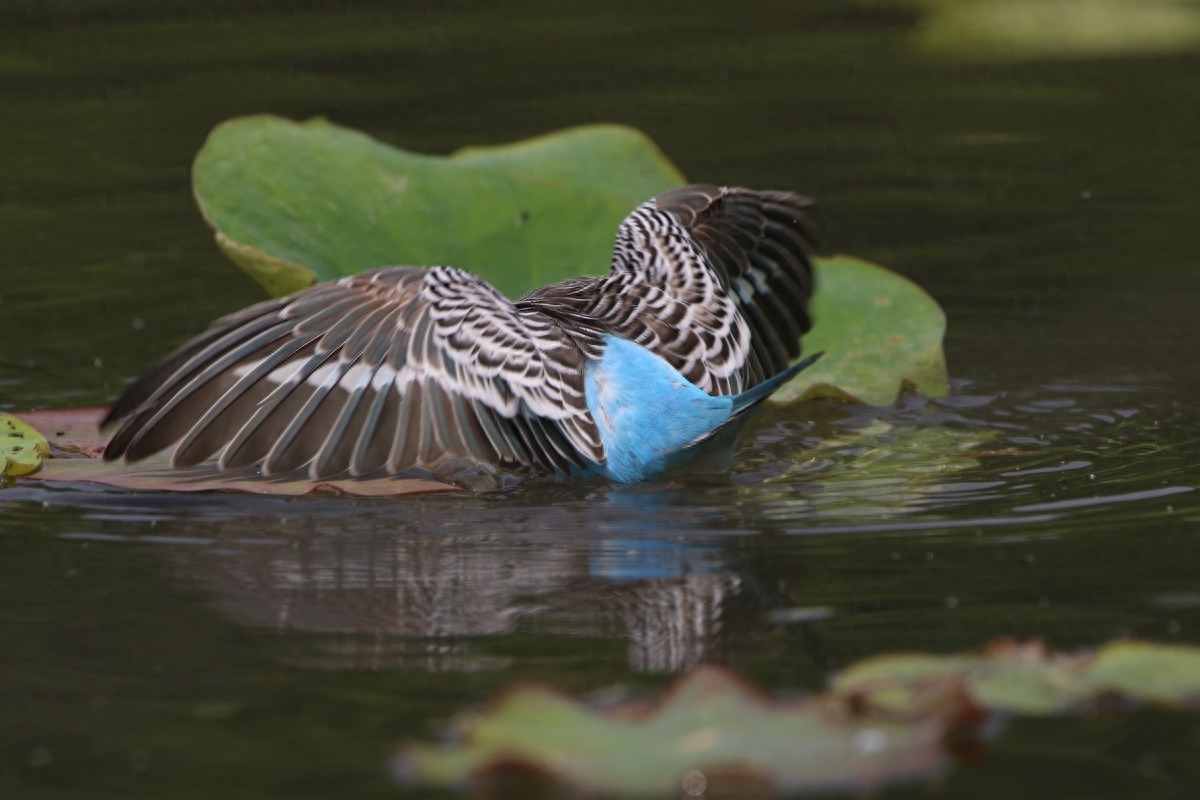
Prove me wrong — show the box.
[607,184,816,387]
[102,267,605,478]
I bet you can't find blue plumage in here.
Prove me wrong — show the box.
[585,335,823,483]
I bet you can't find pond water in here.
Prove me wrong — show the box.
[3,2,1200,797]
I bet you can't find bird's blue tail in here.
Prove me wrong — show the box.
[729,351,825,416]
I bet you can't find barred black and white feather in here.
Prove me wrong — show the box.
[102,184,815,480]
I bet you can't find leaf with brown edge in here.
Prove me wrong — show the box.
[834,638,1200,717]
[397,639,1200,796]
[395,665,960,797]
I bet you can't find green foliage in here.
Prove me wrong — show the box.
[398,639,1200,796]
[836,639,1200,714]
[193,115,685,298]
[779,255,948,405]
[398,665,952,796]
[893,0,1200,60]
[193,116,948,405]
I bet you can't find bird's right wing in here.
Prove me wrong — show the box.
[102,267,605,479]
[609,185,816,385]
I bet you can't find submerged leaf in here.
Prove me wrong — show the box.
[757,421,996,523]
[1,413,50,477]
[12,407,108,458]
[11,408,458,497]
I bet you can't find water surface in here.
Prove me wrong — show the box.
[3,2,1200,797]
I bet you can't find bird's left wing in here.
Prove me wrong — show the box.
[102,267,605,479]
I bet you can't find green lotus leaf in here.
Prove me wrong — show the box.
[898,0,1200,61]
[398,639,1200,795]
[776,255,949,405]
[1083,641,1200,706]
[397,665,954,797]
[1,412,50,477]
[835,639,1200,716]
[193,116,948,406]
[193,115,685,299]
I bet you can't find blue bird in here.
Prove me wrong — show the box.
[102,185,818,484]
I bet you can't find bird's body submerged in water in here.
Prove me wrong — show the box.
[102,184,819,484]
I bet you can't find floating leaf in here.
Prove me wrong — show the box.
[193,115,685,298]
[398,639,1200,796]
[898,0,1200,60]
[11,408,458,497]
[194,116,947,406]
[1,412,50,477]
[775,255,948,405]
[396,666,957,797]
[834,638,1200,716]
[1083,641,1200,706]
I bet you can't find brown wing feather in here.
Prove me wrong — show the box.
[103,267,603,478]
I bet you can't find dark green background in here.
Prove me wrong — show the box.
[3,2,1200,798]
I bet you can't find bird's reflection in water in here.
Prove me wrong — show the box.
[165,485,745,674]
[565,538,737,673]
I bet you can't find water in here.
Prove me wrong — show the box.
[3,2,1200,797]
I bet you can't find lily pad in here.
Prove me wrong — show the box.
[10,408,458,497]
[193,115,685,298]
[775,255,948,406]
[1,412,50,477]
[898,0,1200,60]
[396,665,957,797]
[834,638,1200,716]
[193,117,948,405]
[1083,640,1200,706]
[398,639,1200,796]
